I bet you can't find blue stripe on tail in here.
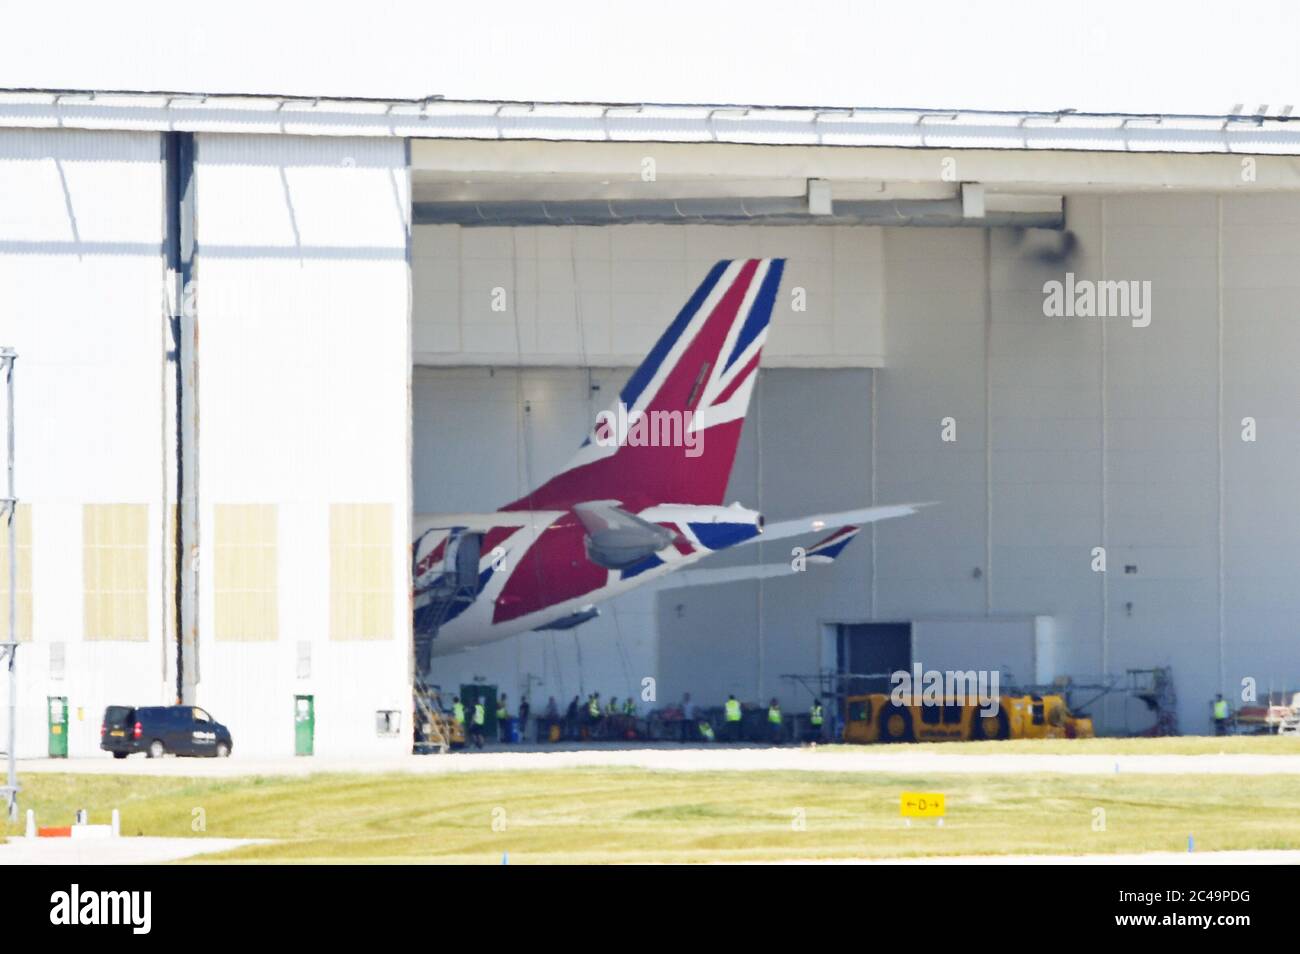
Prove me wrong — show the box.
[618,260,729,410]
[723,259,784,372]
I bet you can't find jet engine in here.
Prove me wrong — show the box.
[572,501,679,570]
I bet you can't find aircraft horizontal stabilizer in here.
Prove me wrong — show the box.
[658,503,932,590]
[758,502,932,543]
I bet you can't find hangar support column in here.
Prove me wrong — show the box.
[164,132,199,704]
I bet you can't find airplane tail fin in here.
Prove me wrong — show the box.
[507,258,785,511]
[805,526,863,564]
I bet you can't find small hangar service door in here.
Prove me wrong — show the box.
[295,695,314,756]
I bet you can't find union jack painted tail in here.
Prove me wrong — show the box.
[505,258,785,512]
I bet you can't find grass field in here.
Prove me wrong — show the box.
[5,764,1299,863]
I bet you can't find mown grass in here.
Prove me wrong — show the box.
[5,765,1298,863]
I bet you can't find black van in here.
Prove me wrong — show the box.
[101,705,233,759]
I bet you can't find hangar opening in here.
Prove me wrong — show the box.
[406,129,1300,741]
[405,137,1080,738]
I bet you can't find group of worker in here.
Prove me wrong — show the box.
[570,692,640,740]
[449,690,1243,745]
[739,695,825,745]
[448,689,827,746]
[449,691,638,745]
[449,694,488,749]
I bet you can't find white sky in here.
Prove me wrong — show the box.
[1,0,1296,116]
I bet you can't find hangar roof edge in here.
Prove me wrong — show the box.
[2,89,1299,156]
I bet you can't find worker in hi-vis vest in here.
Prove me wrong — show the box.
[724,694,742,743]
[587,693,602,739]
[471,698,486,750]
[767,698,783,745]
[808,698,825,744]
[1213,694,1230,736]
[452,697,465,725]
[496,693,511,743]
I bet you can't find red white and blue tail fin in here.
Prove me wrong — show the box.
[507,258,785,511]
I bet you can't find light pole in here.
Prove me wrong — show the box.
[0,347,17,822]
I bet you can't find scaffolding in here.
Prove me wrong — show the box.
[1,348,17,820]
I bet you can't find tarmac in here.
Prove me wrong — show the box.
[0,836,265,864]
[3,835,1296,865]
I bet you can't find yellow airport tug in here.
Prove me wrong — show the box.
[842,692,1094,744]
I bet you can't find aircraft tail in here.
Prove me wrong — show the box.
[506,258,785,511]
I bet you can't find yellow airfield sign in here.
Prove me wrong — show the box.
[900,792,946,817]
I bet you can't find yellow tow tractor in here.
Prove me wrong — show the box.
[842,692,1094,744]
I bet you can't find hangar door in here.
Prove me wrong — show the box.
[838,623,910,695]
[193,133,413,758]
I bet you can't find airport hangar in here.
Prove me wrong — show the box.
[2,93,1300,758]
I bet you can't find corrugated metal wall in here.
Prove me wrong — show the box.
[0,129,414,759]
[877,196,1300,733]
[195,134,412,757]
[413,224,885,368]
[0,128,167,757]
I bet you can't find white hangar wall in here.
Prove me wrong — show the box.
[0,129,414,760]
[873,195,1300,734]
[412,224,884,368]
[195,134,413,758]
[414,202,1300,735]
[0,128,169,757]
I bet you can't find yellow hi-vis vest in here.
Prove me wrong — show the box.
[623,699,636,715]
[473,703,485,726]
[1214,699,1229,719]
[452,702,465,724]
[768,706,782,725]
[810,704,824,726]
[496,704,508,719]
[588,698,600,717]
[725,699,741,722]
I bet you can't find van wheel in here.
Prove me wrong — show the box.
[148,739,165,759]
[216,742,231,758]
[879,703,914,743]
[112,751,128,760]
[972,709,1010,741]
